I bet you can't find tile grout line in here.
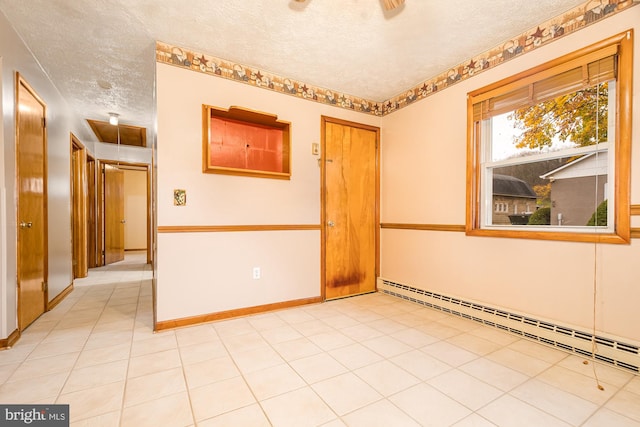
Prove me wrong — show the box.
[41,283,115,410]
[579,373,640,426]
[179,324,220,426]
[3,257,638,425]
[119,276,146,427]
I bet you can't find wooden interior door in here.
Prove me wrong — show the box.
[322,117,379,300]
[16,74,47,330]
[71,136,88,278]
[104,165,125,264]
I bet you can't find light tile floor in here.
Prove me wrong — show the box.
[1,252,639,426]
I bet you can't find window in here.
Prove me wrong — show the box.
[466,31,633,243]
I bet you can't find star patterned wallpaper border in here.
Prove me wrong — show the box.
[156,0,637,117]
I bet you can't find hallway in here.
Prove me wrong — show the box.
[0,252,639,426]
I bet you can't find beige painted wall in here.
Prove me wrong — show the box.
[156,5,640,340]
[380,8,640,343]
[0,10,98,336]
[156,63,379,322]
[124,169,147,250]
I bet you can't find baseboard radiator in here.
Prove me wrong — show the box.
[378,278,640,374]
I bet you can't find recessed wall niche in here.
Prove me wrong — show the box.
[202,105,291,179]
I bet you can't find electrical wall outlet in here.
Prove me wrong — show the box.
[252,267,261,279]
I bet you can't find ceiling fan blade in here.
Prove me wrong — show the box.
[293,0,406,11]
[382,0,405,10]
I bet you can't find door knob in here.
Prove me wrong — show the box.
[19,221,32,229]
[327,220,335,227]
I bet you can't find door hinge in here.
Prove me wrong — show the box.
[42,117,46,128]
[41,281,47,292]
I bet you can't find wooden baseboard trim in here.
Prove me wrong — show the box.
[155,296,323,331]
[631,205,640,216]
[157,224,321,233]
[380,223,466,232]
[0,329,21,350]
[47,283,74,311]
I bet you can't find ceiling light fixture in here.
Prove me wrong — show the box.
[108,112,119,126]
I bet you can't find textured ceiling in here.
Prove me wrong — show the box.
[0,0,587,139]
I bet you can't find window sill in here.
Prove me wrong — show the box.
[465,226,630,244]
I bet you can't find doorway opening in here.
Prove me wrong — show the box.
[96,161,152,267]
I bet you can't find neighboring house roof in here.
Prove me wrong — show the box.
[540,149,608,181]
[493,174,537,198]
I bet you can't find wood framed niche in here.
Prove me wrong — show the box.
[202,105,291,179]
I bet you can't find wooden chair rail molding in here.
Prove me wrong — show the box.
[157,224,321,233]
[630,204,640,238]
[380,223,466,232]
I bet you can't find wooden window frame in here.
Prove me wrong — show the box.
[466,30,633,244]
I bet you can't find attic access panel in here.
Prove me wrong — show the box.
[87,119,147,147]
[202,105,291,180]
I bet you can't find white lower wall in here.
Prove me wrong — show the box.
[156,230,320,321]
